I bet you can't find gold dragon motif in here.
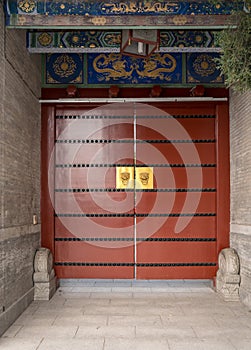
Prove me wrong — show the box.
[92,53,177,82]
[136,54,177,80]
[143,2,179,13]
[102,2,138,13]
[93,54,134,81]
[102,1,179,14]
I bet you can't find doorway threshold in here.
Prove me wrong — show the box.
[58,279,214,294]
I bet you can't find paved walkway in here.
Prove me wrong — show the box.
[1,280,251,350]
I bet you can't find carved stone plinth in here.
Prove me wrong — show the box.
[33,248,57,300]
[216,248,240,301]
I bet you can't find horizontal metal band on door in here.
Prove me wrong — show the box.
[56,213,216,217]
[56,115,216,119]
[55,237,216,242]
[55,139,216,144]
[54,262,217,267]
[55,163,217,168]
[55,188,216,193]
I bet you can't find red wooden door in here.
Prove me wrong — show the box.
[54,104,135,278]
[42,101,229,279]
[134,103,217,279]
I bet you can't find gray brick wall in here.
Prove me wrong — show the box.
[230,89,251,308]
[0,5,41,334]
[0,2,6,320]
[3,60,41,227]
[0,2,5,230]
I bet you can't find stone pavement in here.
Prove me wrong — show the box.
[1,280,251,350]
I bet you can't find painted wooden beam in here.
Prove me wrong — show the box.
[27,30,221,53]
[5,1,245,28]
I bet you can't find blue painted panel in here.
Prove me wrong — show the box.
[186,53,224,84]
[46,53,83,84]
[87,53,182,85]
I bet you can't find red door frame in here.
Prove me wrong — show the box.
[41,105,55,253]
[41,97,230,276]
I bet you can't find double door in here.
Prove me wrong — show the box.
[50,102,227,279]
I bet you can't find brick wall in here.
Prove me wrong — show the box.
[0,5,41,335]
[230,89,251,308]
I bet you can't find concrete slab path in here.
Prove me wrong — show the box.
[1,280,251,350]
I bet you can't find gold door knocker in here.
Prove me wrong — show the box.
[116,166,134,189]
[136,167,153,189]
[121,171,131,186]
[139,172,150,186]
[116,166,153,189]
